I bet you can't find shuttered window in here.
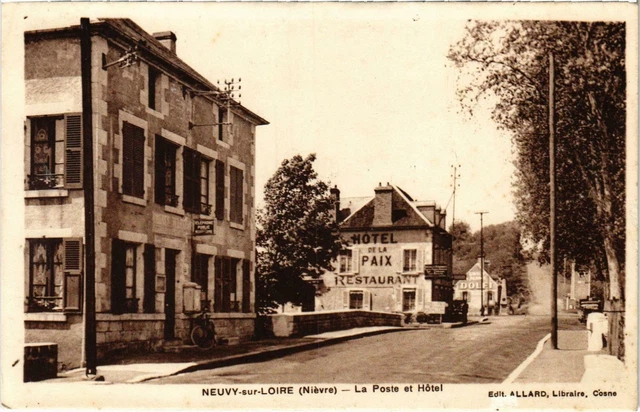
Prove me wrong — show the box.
[26,238,83,313]
[403,249,417,272]
[229,166,243,224]
[183,147,210,213]
[122,122,145,198]
[215,160,225,220]
[111,240,142,314]
[28,114,82,190]
[213,256,240,313]
[192,253,210,308]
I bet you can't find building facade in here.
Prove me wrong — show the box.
[453,259,507,316]
[316,184,454,315]
[24,18,267,370]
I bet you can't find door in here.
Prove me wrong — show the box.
[164,249,177,339]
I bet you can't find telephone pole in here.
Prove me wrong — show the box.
[549,51,558,349]
[475,211,488,316]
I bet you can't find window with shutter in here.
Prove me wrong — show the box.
[214,257,223,312]
[215,160,225,220]
[192,253,210,307]
[122,122,145,198]
[200,158,211,215]
[25,238,83,313]
[29,114,82,190]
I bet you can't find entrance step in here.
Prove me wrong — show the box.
[162,339,196,353]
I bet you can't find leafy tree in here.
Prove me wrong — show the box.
[448,21,625,300]
[452,220,530,300]
[256,154,343,314]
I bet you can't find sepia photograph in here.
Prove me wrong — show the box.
[1,2,637,409]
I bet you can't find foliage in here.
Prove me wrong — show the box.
[448,21,626,299]
[451,220,530,300]
[256,154,343,314]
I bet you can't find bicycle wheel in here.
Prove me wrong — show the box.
[191,325,216,349]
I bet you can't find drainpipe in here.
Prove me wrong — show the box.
[80,17,98,377]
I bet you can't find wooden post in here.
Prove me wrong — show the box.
[549,51,558,349]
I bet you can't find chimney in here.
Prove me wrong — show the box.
[330,185,341,223]
[434,207,441,228]
[153,31,177,54]
[373,183,393,226]
[477,257,491,273]
[439,210,447,230]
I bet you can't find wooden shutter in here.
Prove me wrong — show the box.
[342,290,349,309]
[416,287,424,310]
[111,239,126,314]
[183,148,201,212]
[132,130,145,198]
[154,137,165,204]
[215,160,225,220]
[63,238,83,311]
[122,122,134,195]
[417,249,424,274]
[242,259,251,313]
[64,114,83,189]
[363,290,371,310]
[143,244,156,313]
[214,257,223,312]
[352,249,360,274]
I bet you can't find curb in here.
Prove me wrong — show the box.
[502,333,551,384]
[135,327,412,383]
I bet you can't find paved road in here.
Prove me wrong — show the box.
[152,315,551,384]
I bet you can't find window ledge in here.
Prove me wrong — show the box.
[25,313,68,322]
[146,107,165,120]
[25,189,69,199]
[229,222,244,231]
[165,205,185,216]
[208,313,256,319]
[122,194,147,207]
[217,140,231,150]
[97,313,165,321]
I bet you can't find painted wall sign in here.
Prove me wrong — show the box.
[455,281,493,290]
[335,275,417,286]
[193,219,214,235]
[350,233,398,245]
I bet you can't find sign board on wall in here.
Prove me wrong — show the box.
[193,219,214,235]
[425,264,448,278]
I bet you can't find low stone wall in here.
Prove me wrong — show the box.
[96,314,165,360]
[25,313,83,371]
[269,310,403,337]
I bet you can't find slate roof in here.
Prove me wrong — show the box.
[25,18,268,126]
[340,185,436,229]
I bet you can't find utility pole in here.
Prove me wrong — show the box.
[80,17,98,377]
[549,51,558,349]
[450,164,461,231]
[476,211,488,316]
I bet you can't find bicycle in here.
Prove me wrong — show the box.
[190,309,218,350]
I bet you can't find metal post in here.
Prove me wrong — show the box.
[81,17,98,376]
[549,51,558,349]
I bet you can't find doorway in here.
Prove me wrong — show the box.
[164,249,178,339]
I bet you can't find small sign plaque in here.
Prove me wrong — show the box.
[193,219,214,235]
[424,264,448,278]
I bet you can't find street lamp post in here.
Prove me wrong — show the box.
[476,211,488,316]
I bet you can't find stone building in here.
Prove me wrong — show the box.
[453,259,507,316]
[24,18,267,370]
[316,184,454,315]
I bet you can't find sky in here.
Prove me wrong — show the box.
[7,3,522,231]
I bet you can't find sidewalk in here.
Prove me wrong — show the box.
[45,326,413,384]
[510,320,624,384]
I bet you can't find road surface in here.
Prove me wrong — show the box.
[151,315,551,384]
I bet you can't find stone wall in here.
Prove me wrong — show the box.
[269,310,402,337]
[95,314,165,359]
